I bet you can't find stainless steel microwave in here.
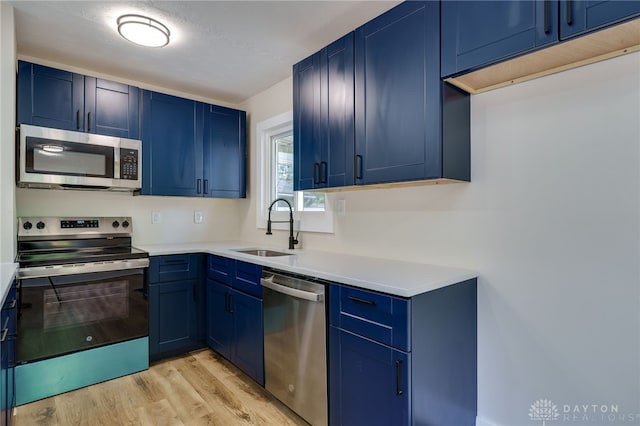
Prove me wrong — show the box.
[17,124,142,191]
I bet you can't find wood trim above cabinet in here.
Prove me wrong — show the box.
[306,177,467,193]
[446,18,640,94]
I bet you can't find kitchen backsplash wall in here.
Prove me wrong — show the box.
[16,188,244,246]
[240,52,640,426]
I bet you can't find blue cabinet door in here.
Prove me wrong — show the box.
[293,52,322,191]
[203,105,247,198]
[321,33,355,188]
[5,286,16,426]
[230,288,264,385]
[560,0,640,39]
[17,61,139,139]
[354,1,442,184]
[141,90,203,196]
[149,280,198,358]
[205,279,233,360]
[0,284,16,426]
[294,33,355,191]
[441,1,559,77]
[330,326,410,426]
[84,77,139,139]
[17,61,84,131]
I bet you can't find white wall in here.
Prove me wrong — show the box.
[15,189,242,246]
[0,3,16,263]
[239,53,640,425]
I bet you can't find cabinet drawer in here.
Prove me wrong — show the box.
[330,284,410,351]
[207,255,234,285]
[234,261,262,298]
[149,254,199,283]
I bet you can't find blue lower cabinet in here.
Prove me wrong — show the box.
[148,254,205,361]
[229,288,264,385]
[206,277,264,386]
[1,283,17,425]
[330,326,410,426]
[149,279,199,359]
[330,279,477,425]
[205,279,233,359]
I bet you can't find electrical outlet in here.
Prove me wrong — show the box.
[336,199,346,217]
[151,211,161,224]
[194,211,204,224]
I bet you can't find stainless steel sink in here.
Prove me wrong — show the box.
[233,248,293,257]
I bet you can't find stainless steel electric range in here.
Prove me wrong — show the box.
[14,216,150,405]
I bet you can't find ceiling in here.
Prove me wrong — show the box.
[10,1,401,105]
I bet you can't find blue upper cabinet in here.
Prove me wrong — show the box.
[84,77,139,139]
[441,1,559,78]
[560,0,640,40]
[141,90,203,196]
[355,1,436,184]
[294,1,470,189]
[322,34,355,189]
[293,33,354,191]
[203,104,247,198]
[141,90,247,198]
[18,61,83,132]
[442,1,640,78]
[17,61,139,138]
[293,52,322,191]
[355,1,469,185]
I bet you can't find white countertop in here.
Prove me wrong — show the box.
[0,263,18,303]
[136,241,477,298]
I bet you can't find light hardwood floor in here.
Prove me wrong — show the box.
[13,349,309,426]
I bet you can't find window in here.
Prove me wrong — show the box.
[256,112,333,233]
[271,130,325,212]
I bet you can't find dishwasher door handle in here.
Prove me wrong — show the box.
[261,277,323,302]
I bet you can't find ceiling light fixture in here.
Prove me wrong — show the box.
[117,14,170,48]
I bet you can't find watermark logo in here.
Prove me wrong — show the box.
[529,399,560,426]
[528,398,640,424]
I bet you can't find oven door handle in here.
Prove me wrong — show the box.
[17,258,150,279]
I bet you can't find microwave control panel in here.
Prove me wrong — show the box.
[120,148,139,180]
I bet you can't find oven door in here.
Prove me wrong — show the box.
[17,268,147,364]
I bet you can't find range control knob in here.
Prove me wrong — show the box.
[112,220,120,229]
[122,220,130,228]
[36,221,45,230]
[23,221,32,230]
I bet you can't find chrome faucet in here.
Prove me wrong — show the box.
[266,198,299,250]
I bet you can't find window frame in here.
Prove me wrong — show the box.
[255,111,334,234]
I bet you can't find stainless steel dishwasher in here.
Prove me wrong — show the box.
[261,269,327,426]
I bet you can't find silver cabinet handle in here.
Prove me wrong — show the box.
[261,278,323,302]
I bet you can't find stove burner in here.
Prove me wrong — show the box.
[17,216,148,278]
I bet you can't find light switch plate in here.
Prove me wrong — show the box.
[151,211,161,224]
[194,211,204,224]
